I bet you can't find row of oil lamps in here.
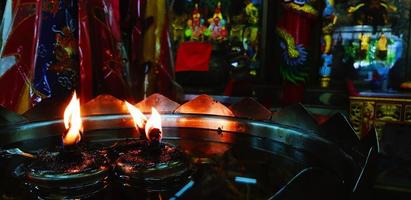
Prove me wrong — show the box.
[63,91,162,148]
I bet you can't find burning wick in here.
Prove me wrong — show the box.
[62,91,83,149]
[125,102,163,145]
[145,107,163,144]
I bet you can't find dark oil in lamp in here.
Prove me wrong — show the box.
[114,104,190,192]
[23,92,111,199]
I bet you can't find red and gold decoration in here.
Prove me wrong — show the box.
[276,0,319,105]
[81,0,128,100]
[185,3,207,41]
[0,0,180,113]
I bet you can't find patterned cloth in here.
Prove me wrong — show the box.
[33,0,79,103]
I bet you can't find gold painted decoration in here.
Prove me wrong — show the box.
[284,2,318,16]
[349,101,363,136]
[375,103,401,122]
[276,28,300,59]
[349,95,411,139]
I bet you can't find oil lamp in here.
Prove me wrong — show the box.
[113,103,190,192]
[23,92,111,199]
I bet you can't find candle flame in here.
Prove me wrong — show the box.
[145,107,162,142]
[63,92,83,146]
[125,101,147,129]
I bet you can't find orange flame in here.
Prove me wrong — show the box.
[145,107,162,142]
[125,101,147,129]
[63,92,83,146]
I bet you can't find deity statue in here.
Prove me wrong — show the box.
[207,2,227,41]
[376,32,388,60]
[358,33,371,60]
[185,3,207,41]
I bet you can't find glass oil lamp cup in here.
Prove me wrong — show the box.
[114,105,190,192]
[23,92,111,199]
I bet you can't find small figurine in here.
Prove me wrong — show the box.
[212,1,223,21]
[319,0,337,88]
[358,33,370,60]
[185,4,207,41]
[322,0,337,55]
[243,0,259,61]
[376,32,388,60]
[207,2,227,41]
[192,3,201,27]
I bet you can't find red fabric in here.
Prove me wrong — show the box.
[78,0,93,103]
[175,42,212,72]
[87,0,129,99]
[277,6,316,47]
[0,0,41,112]
[108,0,121,42]
[128,0,146,98]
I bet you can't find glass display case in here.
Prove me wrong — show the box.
[330,0,411,92]
[168,0,266,96]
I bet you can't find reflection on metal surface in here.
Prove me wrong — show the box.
[268,167,344,200]
[229,97,271,120]
[175,94,234,117]
[23,96,71,121]
[235,176,257,184]
[83,94,128,115]
[135,93,180,113]
[170,180,195,199]
[0,148,36,159]
[321,113,359,148]
[271,104,321,134]
[0,106,26,125]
